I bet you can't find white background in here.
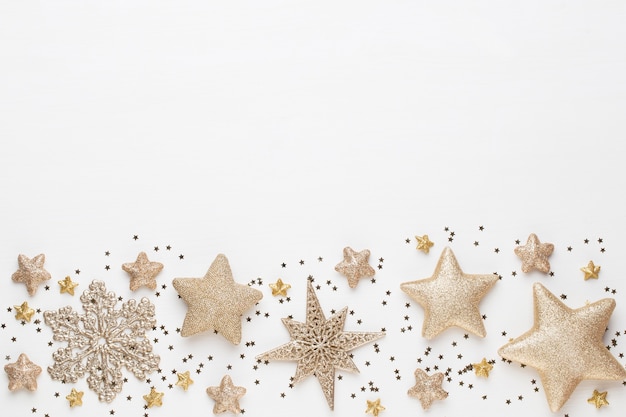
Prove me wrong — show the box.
[1,1,625,417]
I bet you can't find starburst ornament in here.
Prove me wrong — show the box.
[4,353,42,391]
[172,254,263,344]
[400,247,498,339]
[144,387,164,407]
[334,247,376,288]
[176,371,194,391]
[407,369,448,410]
[256,281,385,409]
[472,358,493,377]
[14,301,35,322]
[206,375,246,414]
[365,398,385,416]
[66,388,84,407]
[122,251,164,291]
[587,389,609,408]
[269,278,291,297]
[498,282,626,412]
[514,233,554,274]
[415,235,434,254]
[58,276,79,295]
[581,261,601,280]
[11,253,51,295]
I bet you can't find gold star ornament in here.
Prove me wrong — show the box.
[587,389,609,408]
[4,353,42,391]
[365,398,385,416]
[498,282,626,412]
[176,371,194,391]
[472,358,493,377]
[256,281,385,409]
[58,276,79,295]
[172,254,263,344]
[581,260,601,280]
[14,301,35,322]
[334,247,375,288]
[269,278,291,297]
[66,388,84,407]
[12,253,51,295]
[206,375,246,414]
[514,233,554,274]
[407,369,448,410]
[415,235,434,254]
[400,247,498,339]
[143,387,164,407]
[122,251,164,291]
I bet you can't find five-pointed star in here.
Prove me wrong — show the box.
[498,282,626,412]
[14,301,35,322]
[407,369,448,410]
[172,254,263,344]
[176,371,194,391]
[400,247,498,339]
[11,253,51,295]
[365,398,385,416]
[269,278,291,297]
[66,388,84,407]
[4,353,42,391]
[206,375,246,414]
[587,389,609,408]
[334,247,375,288]
[58,276,79,295]
[256,281,385,409]
[143,387,164,407]
[472,358,493,377]
[415,235,434,254]
[514,233,554,274]
[581,260,601,280]
[122,251,164,291]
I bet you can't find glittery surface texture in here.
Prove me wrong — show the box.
[43,280,160,402]
[4,353,42,391]
[256,280,385,410]
[407,368,448,410]
[514,233,554,274]
[400,247,498,339]
[206,375,246,414]
[11,253,51,296]
[334,247,376,288]
[172,254,263,343]
[122,251,164,291]
[498,282,626,412]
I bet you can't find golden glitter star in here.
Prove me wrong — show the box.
[498,283,626,412]
[587,389,609,408]
[269,278,291,297]
[66,388,84,407]
[206,375,246,414]
[176,371,194,391]
[365,398,385,416]
[400,247,498,339]
[173,254,263,344]
[334,247,376,288]
[58,276,79,295]
[514,233,554,274]
[14,301,35,322]
[472,358,493,377]
[407,369,448,410]
[4,353,42,391]
[581,260,601,280]
[415,235,434,254]
[11,253,51,295]
[122,251,164,291]
[143,387,164,407]
[256,281,385,409]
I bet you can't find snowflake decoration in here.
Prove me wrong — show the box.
[44,280,160,402]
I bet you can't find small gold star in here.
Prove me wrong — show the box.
[365,398,385,416]
[514,233,554,274]
[66,388,84,407]
[408,369,448,410]
[581,261,601,280]
[58,276,79,295]
[143,387,164,407]
[269,278,291,297]
[14,301,35,322]
[415,235,434,254]
[334,247,375,288]
[206,375,246,414]
[472,358,493,377]
[11,253,51,295]
[122,252,164,291]
[4,353,42,391]
[176,371,194,391]
[587,389,609,408]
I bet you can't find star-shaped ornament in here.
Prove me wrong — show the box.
[415,235,434,254]
[122,251,164,291]
[334,247,375,288]
[587,389,609,408]
[4,353,42,391]
[14,301,35,322]
[206,375,246,414]
[143,387,164,407]
[407,369,448,410]
[472,358,493,377]
[514,233,554,274]
[58,276,79,295]
[66,388,84,407]
[176,371,194,391]
[365,398,385,416]
[269,278,291,297]
[256,281,385,409]
[581,261,601,280]
[400,247,498,339]
[498,282,626,412]
[11,253,51,295]
[172,254,263,344]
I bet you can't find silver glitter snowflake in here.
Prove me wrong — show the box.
[44,280,160,402]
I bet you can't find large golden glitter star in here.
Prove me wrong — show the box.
[334,247,376,288]
[400,247,498,339]
[415,235,434,254]
[66,388,84,407]
[4,353,42,391]
[58,276,79,295]
[14,301,35,322]
[498,283,626,412]
[206,375,246,414]
[122,251,164,291]
[407,369,448,410]
[581,260,601,280]
[172,254,263,344]
[256,281,385,409]
[11,253,51,295]
[514,233,554,274]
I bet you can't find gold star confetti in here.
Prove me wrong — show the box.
[176,371,194,391]
[334,247,376,288]
[581,260,601,280]
[498,282,626,412]
[365,398,385,416]
[415,235,434,254]
[587,389,609,408]
[400,247,498,339]
[58,276,79,295]
[407,369,448,410]
[472,358,493,377]
[122,251,164,291]
[269,278,291,297]
[66,388,84,407]
[514,233,554,274]
[206,375,246,414]
[256,281,385,409]
[14,301,35,322]
[11,253,51,295]
[4,353,42,391]
[143,387,164,407]
[172,254,263,344]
